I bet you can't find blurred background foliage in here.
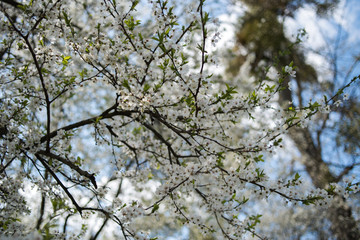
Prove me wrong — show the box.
[226,0,360,239]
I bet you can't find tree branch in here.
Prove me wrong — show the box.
[36,154,83,215]
[37,150,97,189]
[0,0,23,8]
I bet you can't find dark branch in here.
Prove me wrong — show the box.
[37,150,98,189]
[36,154,83,215]
[0,0,23,8]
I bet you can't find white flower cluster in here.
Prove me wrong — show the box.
[0,0,358,239]
[120,201,145,223]
[285,65,296,78]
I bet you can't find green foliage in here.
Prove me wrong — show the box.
[62,11,75,37]
[124,16,141,31]
[151,203,159,213]
[122,79,131,91]
[301,195,324,205]
[51,198,67,213]
[246,214,262,230]
[254,154,264,163]
[284,173,302,187]
[61,55,71,66]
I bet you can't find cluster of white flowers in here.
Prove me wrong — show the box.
[0,0,357,239]
[285,65,296,78]
[120,201,145,223]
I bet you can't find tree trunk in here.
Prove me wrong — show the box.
[289,127,360,239]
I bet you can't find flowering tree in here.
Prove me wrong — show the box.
[0,0,358,239]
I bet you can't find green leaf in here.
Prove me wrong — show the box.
[254,155,264,162]
[78,68,88,78]
[122,79,131,91]
[62,11,71,26]
[325,184,336,195]
[285,116,299,125]
[75,156,82,166]
[143,83,151,93]
[154,83,162,92]
[165,27,171,35]
[41,68,49,74]
[151,204,159,213]
[130,0,139,11]
[124,16,141,31]
[216,158,224,168]
[203,12,209,23]
[255,168,265,178]
[61,55,72,66]
[264,84,276,93]
[132,127,142,135]
[247,214,262,229]
[95,116,103,124]
[273,138,282,146]
[308,101,321,111]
